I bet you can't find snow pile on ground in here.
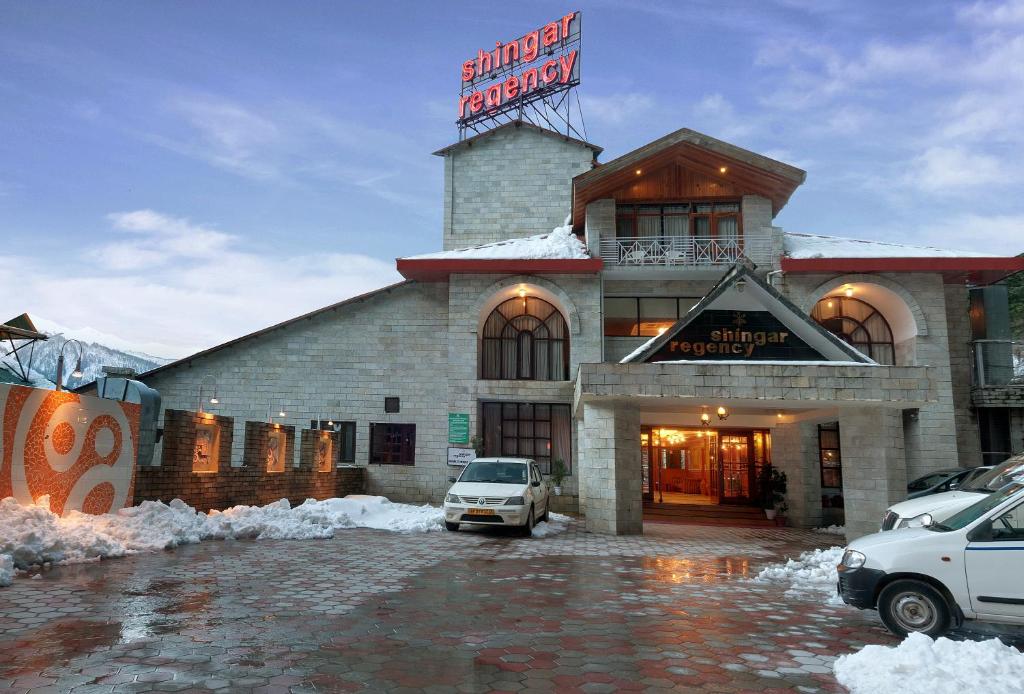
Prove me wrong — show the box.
[0,495,447,580]
[815,525,846,535]
[834,632,1024,694]
[0,554,13,587]
[755,546,845,605]
[404,216,589,260]
[532,512,572,538]
[784,231,990,259]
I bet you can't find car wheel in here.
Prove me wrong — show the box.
[520,507,535,537]
[877,579,952,637]
[444,522,459,532]
[539,506,549,523]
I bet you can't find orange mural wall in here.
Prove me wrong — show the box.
[0,383,140,516]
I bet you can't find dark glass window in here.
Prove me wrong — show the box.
[819,422,842,490]
[480,402,572,474]
[603,296,702,337]
[369,423,415,465]
[311,420,356,463]
[812,296,896,365]
[481,297,569,380]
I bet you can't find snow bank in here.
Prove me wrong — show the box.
[0,554,13,587]
[755,546,845,605]
[784,232,990,259]
[0,495,446,582]
[815,525,846,536]
[404,216,589,260]
[532,512,571,538]
[834,632,1024,694]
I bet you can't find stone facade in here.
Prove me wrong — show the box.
[440,124,597,249]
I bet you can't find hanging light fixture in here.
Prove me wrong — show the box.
[717,406,729,421]
[844,285,854,297]
[700,406,711,427]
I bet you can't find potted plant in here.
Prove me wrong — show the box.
[469,435,485,458]
[550,459,566,496]
[759,464,788,520]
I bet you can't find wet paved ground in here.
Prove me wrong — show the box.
[0,521,919,692]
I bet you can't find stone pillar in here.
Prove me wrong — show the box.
[584,198,615,255]
[770,421,822,529]
[839,408,907,540]
[579,402,643,535]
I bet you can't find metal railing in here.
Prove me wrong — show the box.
[599,234,772,267]
[972,339,1024,387]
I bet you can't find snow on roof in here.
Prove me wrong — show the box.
[403,216,590,261]
[0,354,54,390]
[784,232,993,259]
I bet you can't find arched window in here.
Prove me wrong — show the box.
[812,296,896,365]
[481,297,569,380]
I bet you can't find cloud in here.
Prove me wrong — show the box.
[907,146,1003,193]
[957,0,1024,25]
[910,213,1024,256]
[3,210,400,358]
[579,92,655,126]
[692,94,753,141]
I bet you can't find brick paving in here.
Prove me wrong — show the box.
[0,521,898,692]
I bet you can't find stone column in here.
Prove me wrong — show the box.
[579,402,643,535]
[770,421,822,528]
[838,408,907,540]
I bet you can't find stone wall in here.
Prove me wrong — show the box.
[579,402,642,534]
[441,125,596,249]
[839,408,907,539]
[135,410,365,511]
[944,283,984,466]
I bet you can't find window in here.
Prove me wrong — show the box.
[812,296,895,365]
[369,423,415,465]
[603,297,701,337]
[311,420,356,463]
[384,397,400,413]
[616,202,741,240]
[990,503,1024,541]
[480,402,572,474]
[979,408,1012,468]
[818,422,842,490]
[481,297,569,380]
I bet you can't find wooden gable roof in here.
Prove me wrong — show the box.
[571,128,806,227]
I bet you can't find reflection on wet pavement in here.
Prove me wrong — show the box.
[0,522,909,692]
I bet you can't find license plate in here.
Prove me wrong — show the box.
[467,508,496,516]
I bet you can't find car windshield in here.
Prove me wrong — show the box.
[909,471,953,490]
[459,461,527,485]
[961,456,1024,493]
[929,482,1024,532]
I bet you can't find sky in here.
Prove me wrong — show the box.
[2,0,1023,359]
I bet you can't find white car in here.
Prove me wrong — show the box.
[839,481,1024,637]
[880,454,1024,530]
[443,457,549,535]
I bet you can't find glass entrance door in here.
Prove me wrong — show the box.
[719,434,753,504]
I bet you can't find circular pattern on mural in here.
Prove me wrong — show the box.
[94,426,116,458]
[81,481,116,515]
[52,422,76,456]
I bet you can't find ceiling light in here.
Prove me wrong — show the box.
[635,169,642,175]
[719,166,727,174]
[844,286,854,297]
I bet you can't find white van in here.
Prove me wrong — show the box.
[880,454,1024,530]
[838,482,1024,637]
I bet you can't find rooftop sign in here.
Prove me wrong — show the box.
[457,11,582,137]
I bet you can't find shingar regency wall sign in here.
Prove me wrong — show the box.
[647,311,826,362]
[457,11,581,134]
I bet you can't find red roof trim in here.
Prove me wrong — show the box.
[397,257,604,281]
[781,256,1024,284]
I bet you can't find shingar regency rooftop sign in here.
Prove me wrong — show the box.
[457,11,581,128]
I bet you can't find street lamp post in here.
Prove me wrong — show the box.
[54,339,85,392]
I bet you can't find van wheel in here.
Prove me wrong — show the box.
[878,579,952,637]
[445,522,459,532]
[520,507,535,537]
[539,507,549,523]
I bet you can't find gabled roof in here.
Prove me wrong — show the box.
[1,313,47,341]
[621,263,873,365]
[433,120,603,157]
[572,127,806,224]
[131,281,411,382]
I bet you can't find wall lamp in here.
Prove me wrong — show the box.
[55,339,85,392]
[198,374,219,413]
[268,406,287,424]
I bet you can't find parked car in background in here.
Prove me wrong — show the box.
[443,458,549,535]
[839,482,1024,637]
[881,454,1024,530]
[906,466,990,500]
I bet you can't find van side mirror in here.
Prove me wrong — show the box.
[531,480,541,487]
[967,519,994,542]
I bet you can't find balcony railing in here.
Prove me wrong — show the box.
[599,235,772,268]
[972,339,1024,387]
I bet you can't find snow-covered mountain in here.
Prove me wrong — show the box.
[17,315,173,389]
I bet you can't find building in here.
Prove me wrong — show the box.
[128,121,1024,539]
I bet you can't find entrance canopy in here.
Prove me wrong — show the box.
[622,264,873,365]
